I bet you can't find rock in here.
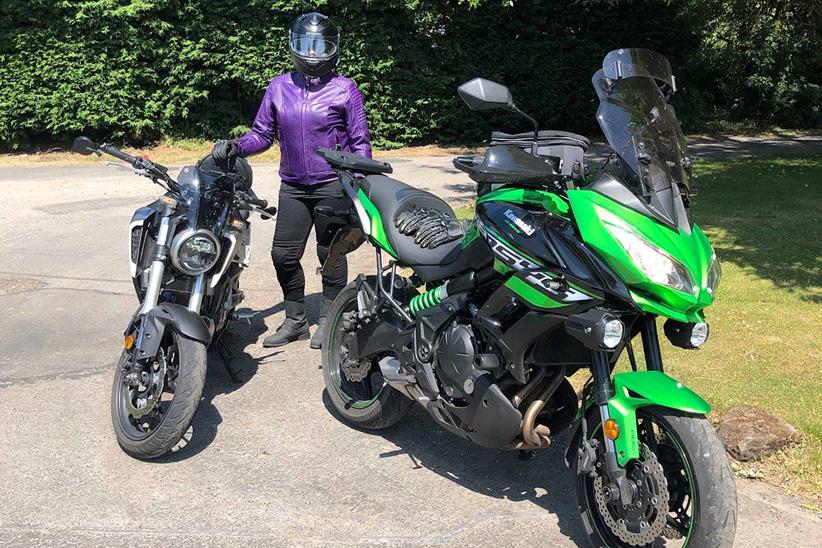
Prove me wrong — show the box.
[718,406,801,461]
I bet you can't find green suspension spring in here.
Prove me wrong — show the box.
[409,285,445,316]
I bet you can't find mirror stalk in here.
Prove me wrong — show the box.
[509,104,540,156]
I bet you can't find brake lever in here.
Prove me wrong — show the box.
[104,161,150,177]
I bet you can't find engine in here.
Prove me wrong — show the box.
[434,321,481,400]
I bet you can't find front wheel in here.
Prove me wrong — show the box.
[573,407,737,547]
[322,280,412,430]
[111,329,207,459]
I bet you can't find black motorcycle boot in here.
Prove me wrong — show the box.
[309,297,334,350]
[262,300,309,348]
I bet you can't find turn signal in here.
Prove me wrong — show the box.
[603,418,620,440]
[124,334,135,350]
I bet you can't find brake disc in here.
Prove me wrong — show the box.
[593,444,670,546]
[123,349,166,419]
[339,344,372,382]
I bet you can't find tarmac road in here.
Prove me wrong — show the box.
[1,139,820,546]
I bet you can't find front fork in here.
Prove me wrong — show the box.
[588,317,664,505]
[129,214,207,383]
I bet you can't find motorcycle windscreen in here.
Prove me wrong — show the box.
[602,48,675,90]
[594,71,693,231]
[177,167,228,232]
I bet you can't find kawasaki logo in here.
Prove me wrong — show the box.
[504,209,536,236]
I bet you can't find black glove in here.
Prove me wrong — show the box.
[395,207,465,249]
[211,140,240,163]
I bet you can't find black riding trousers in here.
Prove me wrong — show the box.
[270,179,348,302]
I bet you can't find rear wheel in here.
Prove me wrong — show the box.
[573,407,736,547]
[322,280,412,429]
[111,329,207,459]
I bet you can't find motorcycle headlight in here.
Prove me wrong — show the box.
[604,222,695,295]
[171,229,221,275]
[707,253,722,295]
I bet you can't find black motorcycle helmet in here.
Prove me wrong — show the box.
[289,12,339,78]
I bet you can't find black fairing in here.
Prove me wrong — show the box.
[478,200,635,308]
[479,201,562,268]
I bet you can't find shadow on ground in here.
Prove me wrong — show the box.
[154,292,325,462]
[321,390,588,546]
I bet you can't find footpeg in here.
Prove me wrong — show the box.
[378,356,415,386]
[231,308,254,324]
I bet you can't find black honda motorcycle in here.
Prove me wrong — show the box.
[72,137,275,459]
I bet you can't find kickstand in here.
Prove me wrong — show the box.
[216,339,242,384]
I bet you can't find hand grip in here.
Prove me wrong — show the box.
[246,196,268,209]
[101,144,138,165]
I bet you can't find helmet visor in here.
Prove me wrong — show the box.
[289,32,338,60]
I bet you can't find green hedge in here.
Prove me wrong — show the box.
[1,0,819,149]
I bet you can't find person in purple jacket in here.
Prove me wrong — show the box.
[211,12,372,349]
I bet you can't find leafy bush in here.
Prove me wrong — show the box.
[0,0,819,150]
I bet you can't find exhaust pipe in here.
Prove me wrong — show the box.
[521,368,565,447]
[511,366,546,408]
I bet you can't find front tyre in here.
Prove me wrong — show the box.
[573,407,736,548]
[322,280,412,430]
[111,329,207,459]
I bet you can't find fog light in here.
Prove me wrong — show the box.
[603,419,620,440]
[602,319,624,349]
[664,319,710,349]
[690,322,709,347]
[565,309,625,351]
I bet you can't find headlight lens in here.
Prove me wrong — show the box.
[605,222,695,295]
[707,253,721,295]
[171,230,221,275]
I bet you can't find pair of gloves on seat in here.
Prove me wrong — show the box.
[395,208,465,249]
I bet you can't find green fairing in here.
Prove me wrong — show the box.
[566,189,715,322]
[493,258,512,274]
[607,371,710,465]
[461,219,480,248]
[357,189,398,258]
[505,275,566,309]
[477,187,570,216]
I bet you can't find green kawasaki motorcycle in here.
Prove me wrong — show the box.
[316,49,736,547]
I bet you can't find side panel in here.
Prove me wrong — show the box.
[357,189,398,258]
[607,370,710,465]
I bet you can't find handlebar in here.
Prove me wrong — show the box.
[100,144,138,165]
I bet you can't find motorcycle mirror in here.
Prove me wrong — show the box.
[457,78,514,111]
[72,136,98,156]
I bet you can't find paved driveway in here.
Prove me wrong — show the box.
[1,139,820,545]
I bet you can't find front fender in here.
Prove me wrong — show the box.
[608,371,710,465]
[130,304,211,362]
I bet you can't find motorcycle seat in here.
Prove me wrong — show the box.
[359,175,462,267]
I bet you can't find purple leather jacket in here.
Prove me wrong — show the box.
[236,72,373,185]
